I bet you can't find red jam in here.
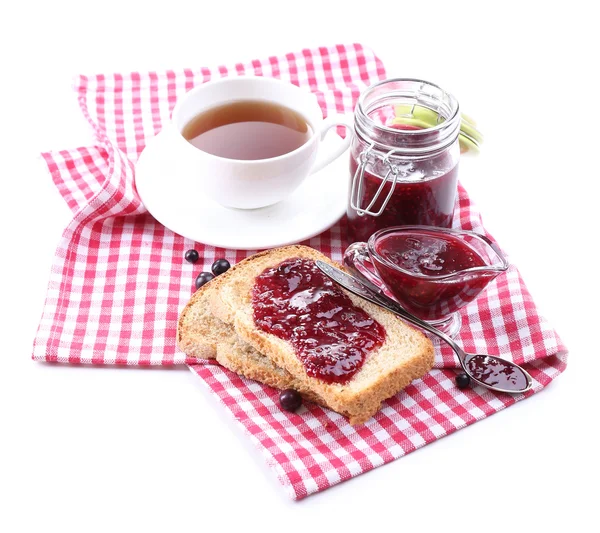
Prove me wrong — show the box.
[252,258,386,384]
[372,230,493,321]
[466,355,529,391]
[347,125,458,243]
[348,160,458,243]
[377,233,486,276]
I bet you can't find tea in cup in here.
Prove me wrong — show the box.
[168,76,352,209]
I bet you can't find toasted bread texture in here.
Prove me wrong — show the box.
[177,272,326,405]
[209,245,435,425]
[215,337,326,406]
[177,275,223,360]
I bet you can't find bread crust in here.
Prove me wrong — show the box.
[216,337,327,406]
[177,271,229,359]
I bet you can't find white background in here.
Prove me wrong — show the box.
[1,1,598,531]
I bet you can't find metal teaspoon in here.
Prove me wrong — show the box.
[316,261,533,394]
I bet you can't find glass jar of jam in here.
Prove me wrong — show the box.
[347,78,461,243]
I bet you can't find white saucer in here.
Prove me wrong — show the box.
[134,130,349,250]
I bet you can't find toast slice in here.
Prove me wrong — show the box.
[210,245,435,425]
[177,270,326,404]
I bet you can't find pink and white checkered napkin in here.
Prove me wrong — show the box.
[34,43,567,499]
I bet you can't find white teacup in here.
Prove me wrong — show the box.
[168,76,352,209]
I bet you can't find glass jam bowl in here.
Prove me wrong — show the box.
[344,225,509,337]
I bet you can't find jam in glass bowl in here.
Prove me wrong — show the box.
[343,226,509,337]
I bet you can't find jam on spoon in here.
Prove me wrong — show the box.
[465,354,529,392]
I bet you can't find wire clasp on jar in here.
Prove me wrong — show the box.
[349,147,403,217]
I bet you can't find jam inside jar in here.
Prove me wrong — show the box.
[347,79,461,244]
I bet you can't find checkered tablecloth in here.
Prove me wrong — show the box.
[34,43,567,499]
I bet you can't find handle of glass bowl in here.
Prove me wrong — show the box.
[343,242,386,294]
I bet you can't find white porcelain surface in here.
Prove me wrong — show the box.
[135,128,349,249]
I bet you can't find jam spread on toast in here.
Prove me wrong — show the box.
[252,258,386,384]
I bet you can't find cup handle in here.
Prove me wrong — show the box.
[343,242,386,293]
[309,114,353,175]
